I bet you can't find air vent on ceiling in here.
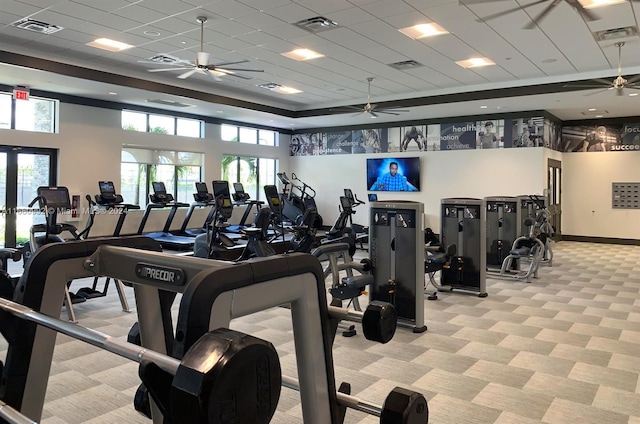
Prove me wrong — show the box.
[146,54,181,64]
[146,99,195,108]
[593,26,638,42]
[387,60,424,70]
[258,82,282,90]
[294,16,338,33]
[11,18,63,34]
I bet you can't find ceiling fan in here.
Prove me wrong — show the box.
[460,0,602,29]
[140,16,263,82]
[339,77,410,118]
[564,42,640,96]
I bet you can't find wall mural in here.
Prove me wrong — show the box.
[290,116,639,156]
[561,124,640,152]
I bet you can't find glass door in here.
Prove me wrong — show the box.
[0,146,56,248]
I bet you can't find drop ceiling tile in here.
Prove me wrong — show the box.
[260,23,312,41]
[16,0,67,8]
[25,10,88,30]
[110,6,170,25]
[584,2,636,33]
[45,1,105,21]
[202,19,256,37]
[358,0,416,19]
[110,0,189,15]
[233,11,288,30]
[382,11,436,29]
[262,3,316,22]
[1,0,42,19]
[323,7,377,27]
[203,0,258,19]
[358,45,409,64]
[349,18,413,46]
[237,0,293,10]
[293,0,354,15]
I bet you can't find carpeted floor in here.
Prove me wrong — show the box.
[1,241,639,423]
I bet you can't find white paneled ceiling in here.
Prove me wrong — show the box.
[1,0,640,129]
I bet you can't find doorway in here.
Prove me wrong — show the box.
[0,146,57,247]
[547,158,561,241]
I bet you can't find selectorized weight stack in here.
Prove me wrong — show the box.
[440,198,487,297]
[484,196,520,269]
[369,200,427,333]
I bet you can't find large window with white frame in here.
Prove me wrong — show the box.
[121,147,204,207]
[121,110,203,138]
[220,124,277,146]
[221,155,278,202]
[0,92,57,133]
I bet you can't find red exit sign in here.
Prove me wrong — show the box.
[13,87,30,101]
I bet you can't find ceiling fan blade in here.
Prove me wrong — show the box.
[565,84,610,88]
[209,59,250,67]
[573,0,600,22]
[147,67,192,73]
[625,75,640,84]
[379,108,410,112]
[475,0,547,23]
[206,70,223,82]
[177,69,198,79]
[351,111,364,117]
[212,67,264,72]
[368,111,379,118]
[376,110,402,116]
[584,87,613,96]
[523,1,559,29]
[220,72,253,80]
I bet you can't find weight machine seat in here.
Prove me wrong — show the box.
[510,246,531,257]
[341,274,373,288]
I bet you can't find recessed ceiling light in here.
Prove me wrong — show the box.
[86,38,133,52]
[480,105,488,109]
[258,82,302,94]
[629,93,638,96]
[588,108,597,111]
[595,115,604,118]
[579,0,626,9]
[398,23,449,39]
[108,92,117,95]
[455,57,495,68]
[143,30,161,37]
[281,48,324,60]
[216,110,223,113]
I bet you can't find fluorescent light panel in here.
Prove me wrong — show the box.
[276,86,302,94]
[86,38,133,52]
[456,57,495,68]
[579,0,627,9]
[281,48,324,60]
[398,23,448,39]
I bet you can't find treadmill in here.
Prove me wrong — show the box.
[136,182,195,250]
[227,182,264,234]
[94,180,140,237]
[178,182,217,237]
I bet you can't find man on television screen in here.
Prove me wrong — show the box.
[370,161,417,191]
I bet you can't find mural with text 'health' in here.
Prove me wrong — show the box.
[290,116,555,156]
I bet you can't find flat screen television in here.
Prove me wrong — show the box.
[366,157,420,192]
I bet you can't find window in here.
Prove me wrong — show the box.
[221,155,278,202]
[0,93,57,133]
[121,148,204,206]
[121,110,203,138]
[221,124,278,146]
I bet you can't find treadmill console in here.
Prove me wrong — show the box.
[150,182,175,204]
[193,182,214,203]
[37,186,72,210]
[232,182,251,202]
[96,181,124,205]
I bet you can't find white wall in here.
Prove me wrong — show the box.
[288,148,547,231]
[562,152,640,239]
[2,102,291,237]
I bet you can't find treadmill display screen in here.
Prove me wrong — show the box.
[37,187,71,210]
[195,182,208,194]
[152,182,166,194]
[99,181,115,194]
